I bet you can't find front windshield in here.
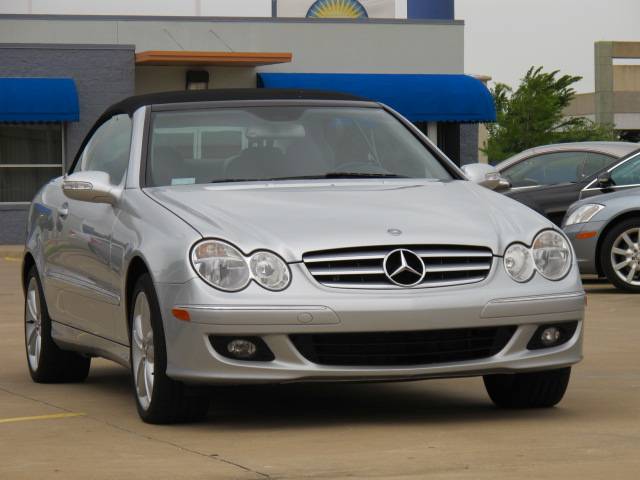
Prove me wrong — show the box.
[146,106,452,187]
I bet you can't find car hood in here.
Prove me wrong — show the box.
[568,186,640,218]
[145,180,553,262]
[581,186,640,205]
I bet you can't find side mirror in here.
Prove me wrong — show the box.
[462,163,510,191]
[496,177,512,191]
[62,171,119,205]
[597,171,613,189]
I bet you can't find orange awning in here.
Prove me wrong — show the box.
[135,50,293,67]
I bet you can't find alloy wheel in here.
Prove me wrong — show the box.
[25,277,42,372]
[131,291,155,410]
[610,227,640,286]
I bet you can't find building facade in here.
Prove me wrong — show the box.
[566,41,640,143]
[0,0,494,244]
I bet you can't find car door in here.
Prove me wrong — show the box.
[502,151,591,225]
[581,151,640,200]
[511,182,584,226]
[44,114,132,340]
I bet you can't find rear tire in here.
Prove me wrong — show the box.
[600,218,640,293]
[24,266,91,383]
[129,273,209,424]
[483,367,571,408]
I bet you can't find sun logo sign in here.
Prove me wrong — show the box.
[306,0,369,19]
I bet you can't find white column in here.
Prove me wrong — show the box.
[426,122,438,144]
[394,0,407,19]
[478,124,489,164]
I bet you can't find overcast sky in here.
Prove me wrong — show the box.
[457,0,640,92]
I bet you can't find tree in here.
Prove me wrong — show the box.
[483,67,617,164]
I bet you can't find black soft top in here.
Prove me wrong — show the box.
[103,88,369,118]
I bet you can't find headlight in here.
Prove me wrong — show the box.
[504,243,535,282]
[249,251,291,291]
[190,240,291,292]
[564,204,604,226]
[191,240,250,291]
[531,230,572,280]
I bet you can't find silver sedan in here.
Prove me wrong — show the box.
[23,90,584,423]
[564,164,640,293]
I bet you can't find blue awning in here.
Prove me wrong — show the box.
[0,78,79,122]
[258,73,496,123]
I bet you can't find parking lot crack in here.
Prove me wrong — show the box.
[0,383,271,479]
[73,417,273,479]
[0,384,81,415]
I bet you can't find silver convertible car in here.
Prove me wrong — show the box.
[23,90,585,423]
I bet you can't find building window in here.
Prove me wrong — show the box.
[0,124,63,203]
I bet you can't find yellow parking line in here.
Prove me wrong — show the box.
[3,257,20,262]
[0,412,85,425]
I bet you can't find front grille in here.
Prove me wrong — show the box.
[290,326,517,367]
[303,245,494,289]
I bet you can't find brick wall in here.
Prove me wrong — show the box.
[0,44,135,244]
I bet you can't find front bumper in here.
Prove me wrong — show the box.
[156,260,585,385]
[564,221,607,275]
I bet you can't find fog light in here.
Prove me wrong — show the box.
[227,339,257,359]
[210,336,275,361]
[540,327,561,347]
[527,322,578,350]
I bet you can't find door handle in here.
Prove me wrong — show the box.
[58,203,69,220]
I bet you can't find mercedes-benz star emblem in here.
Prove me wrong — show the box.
[383,249,426,287]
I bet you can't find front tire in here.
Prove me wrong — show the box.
[600,218,640,292]
[129,273,209,424]
[483,367,571,408]
[24,266,91,383]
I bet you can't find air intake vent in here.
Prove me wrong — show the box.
[290,326,516,367]
[303,245,493,289]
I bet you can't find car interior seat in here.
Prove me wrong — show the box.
[150,146,187,186]
[224,145,287,180]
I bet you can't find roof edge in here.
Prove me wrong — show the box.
[0,43,135,50]
[0,13,464,26]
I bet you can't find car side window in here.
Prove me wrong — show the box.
[73,114,132,186]
[580,153,614,180]
[610,153,640,187]
[502,151,585,188]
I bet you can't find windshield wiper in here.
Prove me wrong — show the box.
[210,173,409,184]
[271,173,410,180]
[209,178,265,184]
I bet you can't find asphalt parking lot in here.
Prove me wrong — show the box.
[0,256,638,480]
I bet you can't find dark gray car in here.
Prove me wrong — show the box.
[496,142,640,225]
